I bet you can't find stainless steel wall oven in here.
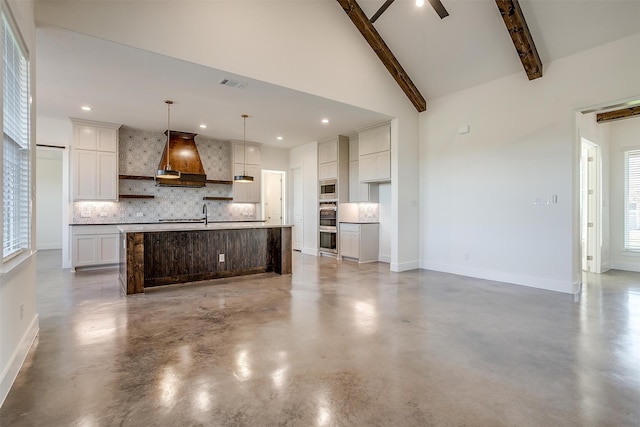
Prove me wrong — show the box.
[319,202,338,253]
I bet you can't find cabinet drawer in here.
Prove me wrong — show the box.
[340,223,359,232]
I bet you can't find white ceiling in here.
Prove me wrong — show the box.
[36,26,392,149]
[36,1,640,147]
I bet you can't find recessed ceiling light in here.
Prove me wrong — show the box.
[81,106,92,111]
[199,124,207,129]
[416,0,425,7]
[276,136,283,141]
[321,118,329,124]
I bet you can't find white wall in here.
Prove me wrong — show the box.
[35,0,421,271]
[1,0,38,407]
[421,34,640,293]
[261,145,289,173]
[36,149,63,249]
[378,183,392,262]
[609,117,640,272]
[289,142,318,256]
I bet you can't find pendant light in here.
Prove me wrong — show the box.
[234,114,254,183]
[156,100,180,179]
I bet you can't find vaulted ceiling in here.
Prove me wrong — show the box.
[35,1,640,148]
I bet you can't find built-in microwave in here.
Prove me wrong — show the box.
[319,179,337,200]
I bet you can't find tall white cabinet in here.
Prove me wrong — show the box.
[233,141,261,203]
[318,135,349,200]
[359,123,391,183]
[70,119,120,201]
[349,137,378,203]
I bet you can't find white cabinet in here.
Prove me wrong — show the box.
[339,223,379,263]
[360,151,391,183]
[234,143,261,165]
[349,160,378,203]
[74,124,118,152]
[318,138,339,180]
[318,139,338,164]
[359,123,391,182]
[317,135,349,201]
[348,136,378,202]
[72,225,119,269]
[319,162,338,181]
[71,119,120,201]
[233,142,261,203]
[233,163,261,203]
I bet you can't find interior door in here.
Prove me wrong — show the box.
[580,139,601,273]
[264,172,283,225]
[292,167,303,251]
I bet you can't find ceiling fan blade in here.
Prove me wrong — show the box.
[428,0,450,19]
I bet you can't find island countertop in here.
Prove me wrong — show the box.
[117,222,293,233]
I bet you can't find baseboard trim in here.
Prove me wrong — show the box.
[0,314,39,407]
[378,255,391,263]
[610,261,640,272]
[35,243,62,250]
[302,247,319,257]
[390,260,419,272]
[421,261,576,294]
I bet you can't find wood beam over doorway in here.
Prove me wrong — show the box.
[495,0,543,80]
[596,106,640,124]
[336,0,427,112]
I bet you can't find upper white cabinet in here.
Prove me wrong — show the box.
[318,137,342,180]
[71,119,120,201]
[234,143,261,166]
[349,136,378,202]
[74,124,118,152]
[233,142,261,203]
[318,136,349,201]
[359,123,391,183]
[318,140,338,165]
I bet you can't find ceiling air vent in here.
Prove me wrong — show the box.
[218,78,247,89]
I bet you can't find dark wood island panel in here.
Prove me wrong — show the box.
[119,225,292,294]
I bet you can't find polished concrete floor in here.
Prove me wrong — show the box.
[1,250,640,426]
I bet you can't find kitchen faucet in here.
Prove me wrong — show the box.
[202,203,208,225]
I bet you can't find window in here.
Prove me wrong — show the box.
[2,10,31,260]
[625,149,640,251]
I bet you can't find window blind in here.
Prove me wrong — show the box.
[2,11,31,259]
[624,149,640,251]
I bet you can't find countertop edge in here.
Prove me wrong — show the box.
[117,223,293,232]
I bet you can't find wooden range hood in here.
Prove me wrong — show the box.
[156,131,207,187]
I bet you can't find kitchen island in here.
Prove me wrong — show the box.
[118,222,292,294]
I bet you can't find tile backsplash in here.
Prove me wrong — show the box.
[72,126,256,224]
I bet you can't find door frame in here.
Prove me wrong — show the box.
[580,138,602,273]
[261,170,285,224]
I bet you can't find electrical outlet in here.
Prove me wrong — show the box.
[20,303,23,320]
[219,253,225,263]
[100,212,108,217]
[81,211,91,218]
[136,212,144,217]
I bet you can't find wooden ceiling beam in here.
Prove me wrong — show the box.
[370,0,395,24]
[495,0,543,80]
[336,0,427,112]
[596,106,640,124]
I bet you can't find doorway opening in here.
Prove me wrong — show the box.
[262,170,285,225]
[580,138,602,273]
